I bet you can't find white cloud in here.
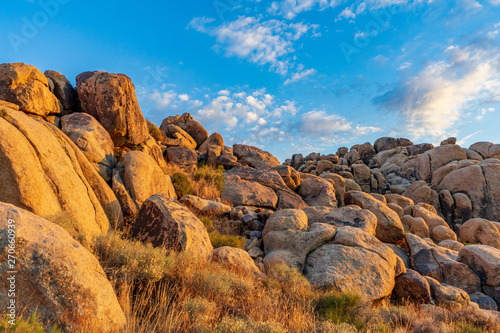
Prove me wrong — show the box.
[178,94,189,101]
[284,68,317,84]
[269,0,341,19]
[299,110,381,139]
[189,16,318,76]
[374,42,500,141]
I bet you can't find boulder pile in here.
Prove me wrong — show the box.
[0,63,499,330]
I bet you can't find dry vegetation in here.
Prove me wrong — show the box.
[166,163,225,200]
[87,232,500,333]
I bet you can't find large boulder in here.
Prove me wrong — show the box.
[61,112,116,182]
[130,194,213,260]
[44,70,79,114]
[298,173,337,208]
[305,227,399,302]
[345,191,405,243]
[123,151,176,210]
[0,203,126,332]
[262,209,336,271]
[458,245,500,288]
[425,277,471,311]
[415,144,467,182]
[460,218,500,249]
[222,167,306,209]
[233,144,280,170]
[160,113,208,149]
[302,206,377,235]
[405,233,481,293]
[393,269,431,304]
[163,124,197,149]
[374,137,413,153]
[437,159,500,221]
[212,247,263,278]
[0,107,121,239]
[0,63,61,116]
[76,71,149,146]
[166,146,198,171]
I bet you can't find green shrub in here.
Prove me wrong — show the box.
[316,291,363,328]
[0,109,7,118]
[0,312,61,333]
[194,165,225,191]
[209,231,245,249]
[200,216,214,232]
[147,121,165,142]
[171,173,192,197]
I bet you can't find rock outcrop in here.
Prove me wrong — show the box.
[0,63,61,116]
[76,71,149,146]
[0,106,122,239]
[130,194,213,260]
[0,203,126,332]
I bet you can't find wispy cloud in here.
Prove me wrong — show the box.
[188,16,318,77]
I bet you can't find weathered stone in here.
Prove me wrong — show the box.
[403,181,440,213]
[351,163,371,192]
[385,193,414,209]
[393,269,431,304]
[401,216,430,239]
[357,142,376,164]
[460,218,500,249]
[469,292,498,311]
[345,191,405,243]
[160,113,208,149]
[453,192,472,225]
[0,203,126,332]
[263,209,336,271]
[321,173,346,207]
[303,205,377,235]
[212,246,263,278]
[438,240,464,252]
[458,245,500,287]
[305,243,395,302]
[374,137,413,153]
[222,175,278,209]
[179,195,231,215]
[61,112,116,182]
[124,151,176,209]
[166,146,197,170]
[131,194,213,259]
[233,144,280,170]
[164,124,197,149]
[0,63,61,116]
[415,144,467,182]
[0,107,120,239]
[298,173,337,208]
[406,233,480,293]
[76,71,149,146]
[44,70,78,113]
[425,277,471,311]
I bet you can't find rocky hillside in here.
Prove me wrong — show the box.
[0,62,500,332]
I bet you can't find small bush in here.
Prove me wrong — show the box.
[200,216,214,232]
[0,312,61,333]
[171,173,192,198]
[316,291,363,328]
[147,121,166,142]
[0,109,7,118]
[209,231,245,249]
[194,165,225,191]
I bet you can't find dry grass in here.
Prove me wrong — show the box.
[91,232,500,333]
[165,163,224,200]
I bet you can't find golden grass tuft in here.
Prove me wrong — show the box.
[165,163,224,200]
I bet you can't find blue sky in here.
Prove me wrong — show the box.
[2,0,500,161]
